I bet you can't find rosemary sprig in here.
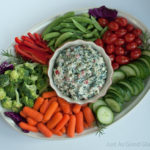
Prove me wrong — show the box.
[139,32,150,50]
[96,121,106,136]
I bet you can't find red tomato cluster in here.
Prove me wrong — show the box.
[95,17,142,70]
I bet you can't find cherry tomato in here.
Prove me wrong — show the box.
[95,39,104,47]
[115,46,125,55]
[130,48,141,60]
[114,38,125,46]
[105,34,117,44]
[126,24,134,32]
[106,44,115,54]
[115,28,127,37]
[133,28,142,37]
[115,56,129,65]
[135,38,142,46]
[112,63,119,70]
[98,18,108,27]
[115,17,128,27]
[102,31,112,41]
[126,42,137,50]
[124,33,135,43]
[124,50,130,56]
[109,54,115,62]
[108,21,119,31]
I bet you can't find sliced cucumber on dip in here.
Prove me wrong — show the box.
[92,99,106,113]
[96,106,114,125]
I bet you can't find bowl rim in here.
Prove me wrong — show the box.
[48,39,113,104]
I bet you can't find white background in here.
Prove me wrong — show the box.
[0,0,150,150]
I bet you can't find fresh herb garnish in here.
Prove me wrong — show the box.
[96,121,106,136]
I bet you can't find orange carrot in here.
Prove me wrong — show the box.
[83,106,95,126]
[40,99,49,114]
[54,107,61,114]
[26,117,37,126]
[42,91,57,99]
[33,97,44,111]
[37,123,53,137]
[81,104,88,108]
[67,115,76,138]
[58,97,71,114]
[47,112,63,129]
[20,111,26,118]
[75,111,84,134]
[19,122,38,132]
[23,106,43,122]
[72,104,81,114]
[43,101,58,123]
[48,97,58,105]
[83,122,89,129]
[51,129,62,136]
[55,114,70,132]
[60,127,66,134]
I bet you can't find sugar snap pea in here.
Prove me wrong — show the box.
[55,32,74,48]
[60,28,83,34]
[72,19,87,33]
[91,16,103,31]
[52,23,76,31]
[48,38,56,47]
[80,13,90,18]
[84,37,97,42]
[99,26,108,38]
[87,24,94,30]
[43,32,60,41]
[42,11,75,36]
[83,29,97,38]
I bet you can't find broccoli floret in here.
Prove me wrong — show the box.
[1,97,12,110]
[11,89,23,112]
[21,96,34,107]
[17,68,29,80]
[24,62,38,73]
[22,82,38,99]
[24,75,38,84]
[36,75,49,94]
[10,70,19,82]
[5,84,16,99]
[0,74,9,87]
[43,65,48,75]
[4,70,11,75]
[34,64,43,74]
[0,88,6,100]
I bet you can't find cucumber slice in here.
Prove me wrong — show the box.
[120,65,136,77]
[105,97,122,113]
[142,50,150,57]
[118,80,134,95]
[93,99,106,113]
[96,105,114,125]
[138,58,150,74]
[112,70,126,83]
[88,103,94,110]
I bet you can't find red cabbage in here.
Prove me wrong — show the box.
[4,112,29,133]
[0,61,14,74]
[89,6,118,21]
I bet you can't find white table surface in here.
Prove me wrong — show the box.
[0,0,150,150]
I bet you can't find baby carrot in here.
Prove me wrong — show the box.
[83,106,95,125]
[33,97,44,111]
[54,107,61,114]
[43,101,58,123]
[23,106,43,122]
[58,97,71,114]
[72,104,81,114]
[48,97,58,105]
[20,111,26,118]
[75,111,84,134]
[26,117,37,126]
[19,122,38,132]
[40,99,49,114]
[83,122,89,129]
[37,123,53,137]
[67,115,76,138]
[55,114,70,132]
[42,91,57,99]
[60,127,66,134]
[51,129,62,136]
[47,112,63,129]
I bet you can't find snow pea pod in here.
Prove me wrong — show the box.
[72,19,87,33]
[84,37,97,42]
[52,23,75,31]
[48,38,56,47]
[43,32,60,41]
[42,11,75,36]
[99,26,108,38]
[55,32,74,48]
[91,16,103,31]
[83,29,98,38]
[80,13,90,18]
[87,24,94,30]
[60,28,83,34]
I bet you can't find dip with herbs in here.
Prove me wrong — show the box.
[53,45,107,101]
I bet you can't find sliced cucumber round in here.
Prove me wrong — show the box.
[96,105,114,125]
[120,65,136,77]
[142,50,150,57]
[93,99,106,113]
[128,63,141,78]
[112,70,126,84]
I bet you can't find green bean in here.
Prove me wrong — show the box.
[43,32,60,41]
[91,16,103,31]
[47,38,56,47]
[72,19,87,33]
[42,11,75,36]
[55,32,74,48]
[60,28,83,34]
[99,26,108,38]
[63,16,92,24]
[87,24,94,30]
